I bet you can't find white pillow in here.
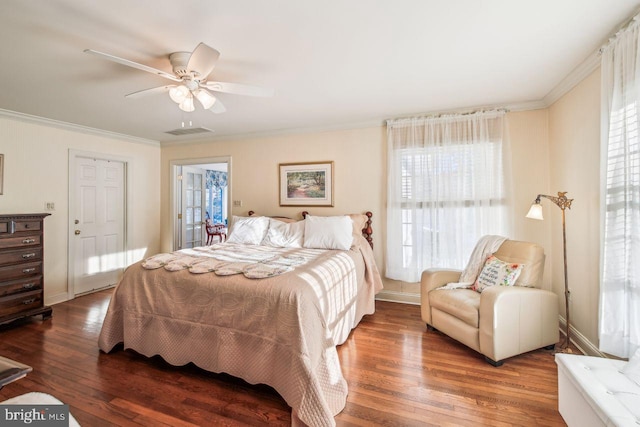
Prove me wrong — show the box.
[226,216,269,245]
[303,215,353,250]
[263,219,305,248]
[622,347,640,387]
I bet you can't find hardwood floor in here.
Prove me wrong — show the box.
[0,290,567,426]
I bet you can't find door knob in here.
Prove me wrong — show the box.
[74,230,81,235]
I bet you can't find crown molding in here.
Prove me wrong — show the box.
[0,108,160,147]
[542,50,601,107]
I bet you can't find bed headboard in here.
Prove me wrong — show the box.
[247,210,373,249]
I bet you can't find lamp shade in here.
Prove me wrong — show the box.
[194,89,217,110]
[178,93,195,112]
[526,203,544,220]
[169,85,190,104]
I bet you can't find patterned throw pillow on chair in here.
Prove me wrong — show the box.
[472,255,524,293]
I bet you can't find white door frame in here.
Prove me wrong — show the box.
[68,149,131,300]
[170,156,231,251]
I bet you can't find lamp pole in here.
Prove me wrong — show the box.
[529,192,573,351]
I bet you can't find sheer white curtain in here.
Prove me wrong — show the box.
[599,17,640,359]
[386,111,511,283]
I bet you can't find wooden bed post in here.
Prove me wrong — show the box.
[363,211,373,249]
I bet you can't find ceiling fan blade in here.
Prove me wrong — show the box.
[125,85,174,99]
[84,49,181,82]
[203,81,274,97]
[187,43,220,79]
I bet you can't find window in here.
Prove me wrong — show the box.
[599,21,640,358]
[386,112,509,282]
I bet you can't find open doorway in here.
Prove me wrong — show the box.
[170,157,230,250]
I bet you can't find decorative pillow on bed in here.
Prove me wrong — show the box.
[348,213,368,236]
[471,255,524,293]
[226,215,270,245]
[303,215,353,250]
[622,348,640,387]
[262,218,305,248]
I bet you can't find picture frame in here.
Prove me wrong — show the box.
[0,154,3,195]
[279,161,334,207]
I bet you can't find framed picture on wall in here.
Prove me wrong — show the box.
[0,154,3,195]
[279,161,334,206]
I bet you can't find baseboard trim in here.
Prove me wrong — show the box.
[45,292,72,306]
[375,290,420,305]
[47,284,116,307]
[559,316,606,357]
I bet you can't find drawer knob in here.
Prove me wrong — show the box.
[21,253,36,259]
[22,268,36,274]
[22,298,36,305]
[22,238,35,244]
[22,283,35,289]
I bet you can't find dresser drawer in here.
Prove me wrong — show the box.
[0,290,42,318]
[0,234,41,250]
[0,247,42,266]
[0,262,42,281]
[14,221,41,233]
[0,275,42,298]
[0,221,9,234]
[0,220,41,235]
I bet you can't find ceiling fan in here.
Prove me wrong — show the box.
[84,43,273,114]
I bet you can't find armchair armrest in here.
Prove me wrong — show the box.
[479,286,559,363]
[420,268,462,325]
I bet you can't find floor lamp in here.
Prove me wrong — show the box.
[526,191,574,352]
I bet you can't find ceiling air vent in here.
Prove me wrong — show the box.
[165,127,214,136]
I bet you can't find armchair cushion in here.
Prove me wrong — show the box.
[430,289,480,328]
[493,239,545,288]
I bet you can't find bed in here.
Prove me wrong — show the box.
[98,212,383,427]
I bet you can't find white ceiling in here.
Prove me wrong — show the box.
[0,1,638,144]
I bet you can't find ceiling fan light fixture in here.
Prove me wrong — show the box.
[194,89,217,110]
[169,85,190,103]
[178,93,195,112]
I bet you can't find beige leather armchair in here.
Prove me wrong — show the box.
[421,239,559,366]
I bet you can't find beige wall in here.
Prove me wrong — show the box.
[0,117,161,304]
[507,109,554,290]
[548,68,602,349]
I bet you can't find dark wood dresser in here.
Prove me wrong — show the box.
[0,213,52,325]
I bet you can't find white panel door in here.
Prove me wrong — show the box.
[181,166,206,249]
[72,157,125,295]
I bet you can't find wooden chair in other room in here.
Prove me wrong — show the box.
[205,220,227,245]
